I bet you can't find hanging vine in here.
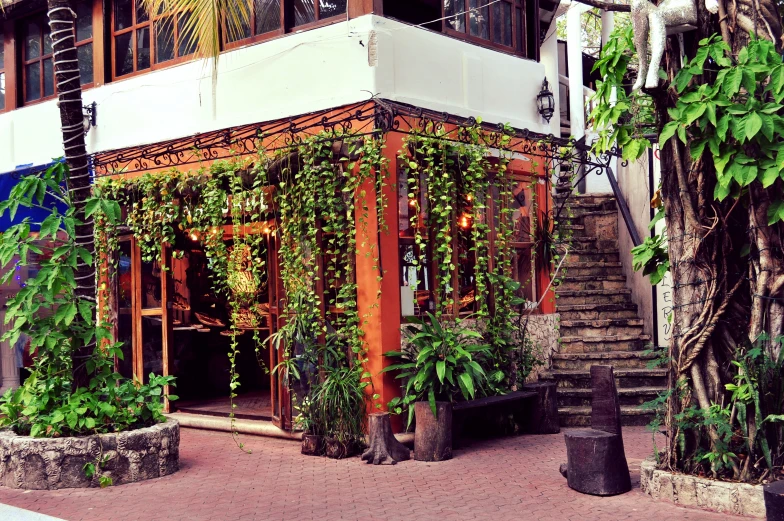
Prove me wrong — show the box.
[398,121,541,392]
[97,132,388,451]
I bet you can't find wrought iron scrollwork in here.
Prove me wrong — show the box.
[93,98,620,181]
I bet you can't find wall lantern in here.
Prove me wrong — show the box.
[536,78,555,123]
[83,101,97,134]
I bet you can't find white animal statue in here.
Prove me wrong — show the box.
[631,0,719,90]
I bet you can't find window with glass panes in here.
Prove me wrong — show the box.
[226,0,347,47]
[21,1,94,104]
[112,0,197,78]
[398,166,539,318]
[443,0,526,55]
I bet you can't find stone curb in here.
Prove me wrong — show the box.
[640,456,765,518]
[0,419,179,490]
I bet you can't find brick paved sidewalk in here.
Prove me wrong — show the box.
[0,426,749,521]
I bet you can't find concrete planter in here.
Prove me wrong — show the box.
[0,419,179,490]
[640,457,765,518]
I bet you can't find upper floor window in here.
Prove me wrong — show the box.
[112,0,196,78]
[226,0,347,48]
[444,0,525,53]
[21,1,94,104]
[0,43,5,110]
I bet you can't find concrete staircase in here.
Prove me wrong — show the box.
[540,193,666,427]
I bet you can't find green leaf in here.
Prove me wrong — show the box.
[428,389,437,418]
[723,68,743,97]
[436,360,446,384]
[745,112,763,140]
[54,302,78,326]
[458,372,475,399]
[84,199,102,218]
[684,103,707,125]
[716,115,730,141]
[660,122,679,144]
[761,167,780,188]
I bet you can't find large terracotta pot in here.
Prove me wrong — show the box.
[414,401,452,462]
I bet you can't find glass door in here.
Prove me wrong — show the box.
[130,238,175,412]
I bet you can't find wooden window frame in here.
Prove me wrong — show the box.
[19,3,96,107]
[224,0,348,51]
[20,13,55,104]
[111,0,197,81]
[442,0,527,58]
[0,29,6,112]
[398,165,541,320]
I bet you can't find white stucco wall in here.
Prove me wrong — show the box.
[0,15,549,173]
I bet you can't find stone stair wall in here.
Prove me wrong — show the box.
[540,192,665,427]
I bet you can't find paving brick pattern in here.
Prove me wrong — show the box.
[0,426,747,521]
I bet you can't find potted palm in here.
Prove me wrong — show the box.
[384,313,491,462]
[316,366,368,459]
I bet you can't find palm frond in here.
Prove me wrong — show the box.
[140,0,251,90]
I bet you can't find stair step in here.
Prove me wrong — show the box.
[552,350,657,370]
[557,302,639,320]
[541,367,666,388]
[558,318,644,338]
[559,334,652,353]
[556,386,665,407]
[560,262,624,278]
[557,275,628,292]
[556,288,631,306]
[558,405,657,427]
[563,250,621,263]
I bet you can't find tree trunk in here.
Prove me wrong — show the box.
[649,0,784,474]
[361,412,411,465]
[47,0,95,388]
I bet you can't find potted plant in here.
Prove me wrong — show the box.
[297,394,326,456]
[384,313,491,462]
[316,366,367,459]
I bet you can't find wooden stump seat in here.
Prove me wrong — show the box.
[561,365,632,496]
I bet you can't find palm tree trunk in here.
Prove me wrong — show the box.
[47,0,95,388]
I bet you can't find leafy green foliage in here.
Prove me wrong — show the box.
[590,25,655,161]
[0,162,174,439]
[398,123,542,393]
[664,34,784,214]
[631,234,670,285]
[383,313,492,426]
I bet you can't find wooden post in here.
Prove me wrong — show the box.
[414,401,452,462]
[355,131,403,430]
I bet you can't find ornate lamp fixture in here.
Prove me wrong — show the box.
[536,78,555,123]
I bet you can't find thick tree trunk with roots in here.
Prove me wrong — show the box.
[643,0,784,480]
[47,0,95,388]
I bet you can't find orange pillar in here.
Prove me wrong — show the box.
[355,131,404,431]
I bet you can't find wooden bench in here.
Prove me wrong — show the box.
[451,390,538,446]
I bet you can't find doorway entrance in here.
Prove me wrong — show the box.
[114,229,291,427]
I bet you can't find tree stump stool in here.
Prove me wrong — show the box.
[764,480,784,521]
[414,401,452,462]
[361,412,410,465]
[522,382,560,434]
[561,365,631,496]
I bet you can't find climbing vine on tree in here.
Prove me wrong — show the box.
[592,14,784,482]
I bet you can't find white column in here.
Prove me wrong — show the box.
[540,22,561,136]
[566,4,591,142]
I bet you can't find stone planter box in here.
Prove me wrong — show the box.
[640,457,765,518]
[0,419,179,490]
